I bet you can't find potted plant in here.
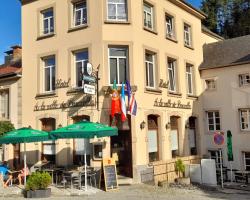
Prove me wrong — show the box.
[175,159,190,185]
[24,171,52,198]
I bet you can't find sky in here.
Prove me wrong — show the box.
[0,0,201,64]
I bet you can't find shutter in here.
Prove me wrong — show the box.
[75,139,91,155]
[43,142,56,155]
[171,130,178,150]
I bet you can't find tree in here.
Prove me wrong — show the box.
[0,121,14,136]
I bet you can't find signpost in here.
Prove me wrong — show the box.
[213,131,224,189]
[103,158,118,191]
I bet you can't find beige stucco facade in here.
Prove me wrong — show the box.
[20,0,221,181]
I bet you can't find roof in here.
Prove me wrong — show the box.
[201,26,224,41]
[200,35,250,70]
[0,66,22,76]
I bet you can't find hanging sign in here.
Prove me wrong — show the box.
[83,75,96,83]
[214,132,224,146]
[103,158,118,191]
[84,84,96,95]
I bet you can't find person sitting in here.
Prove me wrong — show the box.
[0,161,13,188]
[17,162,30,186]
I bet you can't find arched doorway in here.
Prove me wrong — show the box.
[188,117,197,155]
[170,116,180,158]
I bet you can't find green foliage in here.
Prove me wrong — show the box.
[25,172,52,191]
[201,0,250,38]
[0,121,14,136]
[175,159,185,177]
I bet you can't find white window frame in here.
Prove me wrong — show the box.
[207,111,221,132]
[41,9,54,35]
[205,79,216,90]
[107,0,127,21]
[168,59,176,92]
[108,47,129,85]
[73,0,87,27]
[209,150,223,169]
[239,109,250,131]
[145,52,156,89]
[93,143,103,160]
[143,2,153,30]
[239,73,250,87]
[243,152,250,171]
[0,90,9,119]
[166,14,174,38]
[186,64,194,95]
[184,23,192,47]
[43,56,55,93]
[74,50,88,88]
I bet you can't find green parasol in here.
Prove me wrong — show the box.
[50,121,118,140]
[227,130,233,161]
[0,127,51,185]
[50,121,118,191]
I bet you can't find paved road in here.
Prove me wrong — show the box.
[1,184,250,199]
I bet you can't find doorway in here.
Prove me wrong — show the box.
[13,144,20,169]
[111,116,133,178]
[170,116,180,158]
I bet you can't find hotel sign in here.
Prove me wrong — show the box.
[154,98,191,109]
[34,96,95,111]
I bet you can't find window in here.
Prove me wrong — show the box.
[166,14,174,38]
[109,47,129,85]
[147,115,159,162]
[205,79,216,90]
[168,58,177,92]
[145,52,156,88]
[240,109,250,130]
[209,150,223,169]
[239,73,250,87]
[186,64,194,95]
[207,111,221,131]
[73,1,87,27]
[41,118,56,164]
[243,152,250,171]
[93,143,103,160]
[74,50,88,88]
[184,23,192,47]
[43,56,55,92]
[107,0,127,21]
[41,8,54,35]
[143,2,153,30]
[0,90,9,119]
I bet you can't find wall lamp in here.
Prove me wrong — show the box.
[140,121,146,130]
[165,122,171,130]
[185,121,190,129]
[58,124,63,128]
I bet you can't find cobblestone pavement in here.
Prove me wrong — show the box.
[1,184,250,200]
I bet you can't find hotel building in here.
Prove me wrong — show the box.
[20,0,221,182]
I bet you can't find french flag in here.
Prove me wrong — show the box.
[126,81,137,116]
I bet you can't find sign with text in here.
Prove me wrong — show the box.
[103,158,118,191]
[83,75,96,83]
[84,84,96,95]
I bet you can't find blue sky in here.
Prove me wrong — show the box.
[0,0,201,64]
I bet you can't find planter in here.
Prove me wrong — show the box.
[24,188,51,198]
[175,177,191,185]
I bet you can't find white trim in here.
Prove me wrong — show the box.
[168,59,176,92]
[184,23,192,47]
[73,0,87,27]
[206,111,221,132]
[145,53,156,89]
[107,0,127,21]
[143,2,153,30]
[186,64,193,95]
[239,109,250,131]
[41,9,54,35]
[43,56,55,93]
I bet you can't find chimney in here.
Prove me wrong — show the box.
[11,45,22,60]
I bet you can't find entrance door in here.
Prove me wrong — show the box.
[13,144,20,169]
[188,117,197,155]
[111,129,133,178]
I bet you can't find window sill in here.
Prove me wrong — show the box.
[35,92,57,99]
[184,44,194,50]
[206,131,222,135]
[143,27,158,35]
[166,36,178,43]
[68,24,88,33]
[37,33,55,41]
[145,87,162,94]
[67,87,84,95]
[104,20,131,25]
[168,91,182,98]
[187,94,198,100]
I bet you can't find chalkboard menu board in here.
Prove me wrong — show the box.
[103,158,118,191]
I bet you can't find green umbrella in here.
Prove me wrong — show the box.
[227,130,234,182]
[0,127,51,185]
[50,121,118,191]
[50,121,118,140]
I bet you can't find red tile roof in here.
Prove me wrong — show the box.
[0,66,22,76]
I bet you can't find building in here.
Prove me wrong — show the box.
[200,35,250,174]
[20,0,221,182]
[0,46,22,168]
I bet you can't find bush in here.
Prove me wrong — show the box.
[175,159,185,177]
[0,121,14,136]
[26,172,52,191]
